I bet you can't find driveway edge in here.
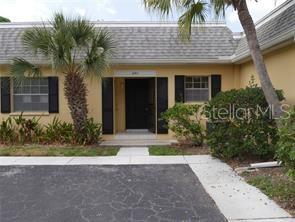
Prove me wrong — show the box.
[0,155,293,221]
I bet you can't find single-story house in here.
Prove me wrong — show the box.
[0,0,294,141]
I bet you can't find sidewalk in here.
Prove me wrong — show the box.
[0,154,293,221]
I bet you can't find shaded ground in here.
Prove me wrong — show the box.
[242,168,295,216]
[226,158,295,216]
[0,165,226,222]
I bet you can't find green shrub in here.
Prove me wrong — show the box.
[162,103,204,145]
[204,86,284,159]
[13,114,43,144]
[0,115,102,145]
[0,117,15,144]
[276,106,295,179]
[77,118,102,145]
[44,117,74,144]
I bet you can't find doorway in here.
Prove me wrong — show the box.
[125,78,155,132]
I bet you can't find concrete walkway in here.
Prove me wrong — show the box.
[117,147,149,156]
[0,155,293,221]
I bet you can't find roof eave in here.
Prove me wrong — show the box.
[232,30,295,63]
[0,58,233,66]
[111,58,232,65]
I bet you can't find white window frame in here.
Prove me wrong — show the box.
[184,76,210,102]
[12,78,49,112]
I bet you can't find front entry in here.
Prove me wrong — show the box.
[125,78,155,131]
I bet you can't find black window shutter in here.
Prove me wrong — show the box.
[157,77,168,134]
[175,75,184,103]
[48,77,59,113]
[211,75,221,98]
[1,77,11,113]
[102,77,114,134]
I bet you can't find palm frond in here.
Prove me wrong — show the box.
[10,58,42,84]
[0,16,10,22]
[83,29,115,78]
[68,17,95,47]
[143,0,175,16]
[210,0,228,19]
[22,25,52,56]
[178,1,208,40]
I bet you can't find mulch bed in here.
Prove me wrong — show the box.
[171,143,211,155]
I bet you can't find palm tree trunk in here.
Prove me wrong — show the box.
[64,71,88,135]
[234,0,282,118]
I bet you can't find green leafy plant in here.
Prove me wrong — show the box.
[276,106,295,179]
[0,117,15,144]
[204,84,284,159]
[77,118,102,145]
[10,13,114,137]
[162,103,204,146]
[44,117,74,144]
[13,114,43,144]
[0,114,102,145]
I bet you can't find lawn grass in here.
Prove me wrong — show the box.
[242,169,295,216]
[149,145,210,155]
[0,146,119,156]
[149,146,184,155]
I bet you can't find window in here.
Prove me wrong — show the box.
[185,76,209,102]
[13,78,49,112]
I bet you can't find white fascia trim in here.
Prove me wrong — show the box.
[111,58,232,64]
[232,30,295,63]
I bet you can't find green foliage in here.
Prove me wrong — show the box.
[204,85,284,159]
[0,16,10,22]
[0,146,119,156]
[76,118,102,145]
[0,117,15,144]
[247,176,295,209]
[0,115,102,145]
[44,117,74,144]
[13,114,43,144]
[149,146,183,155]
[143,0,225,40]
[276,106,295,179]
[162,103,204,145]
[10,13,114,80]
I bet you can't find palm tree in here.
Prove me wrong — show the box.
[10,13,114,134]
[0,16,10,22]
[144,0,282,118]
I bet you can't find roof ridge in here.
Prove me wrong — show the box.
[255,0,295,28]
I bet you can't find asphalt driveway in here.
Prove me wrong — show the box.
[0,165,226,222]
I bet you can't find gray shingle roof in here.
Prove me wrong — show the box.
[0,24,237,64]
[0,0,294,65]
[234,1,295,59]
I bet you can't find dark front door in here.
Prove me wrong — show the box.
[125,79,149,129]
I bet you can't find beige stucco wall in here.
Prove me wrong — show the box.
[1,43,294,140]
[239,44,295,105]
[0,64,236,140]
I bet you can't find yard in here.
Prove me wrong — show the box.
[242,167,295,216]
[0,145,119,156]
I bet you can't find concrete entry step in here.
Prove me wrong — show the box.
[100,139,177,147]
[114,129,156,140]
